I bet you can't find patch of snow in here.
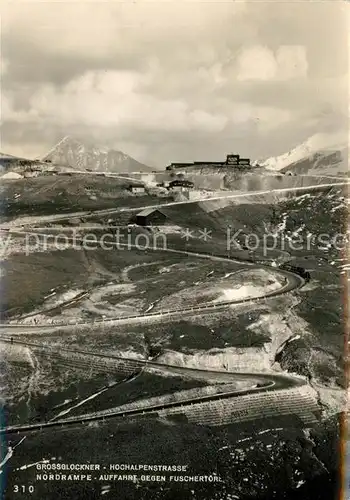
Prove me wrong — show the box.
[257,427,284,436]
[50,386,109,421]
[0,437,26,473]
[1,171,23,179]
[288,335,301,343]
[145,303,155,313]
[331,203,345,213]
[17,459,50,471]
[291,224,305,237]
[271,214,288,236]
[214,277,280,303]
[154,225,183,235]
[224,272,236,278]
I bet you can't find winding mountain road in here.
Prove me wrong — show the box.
[2,180,336,433]
[0,332,309,434]
[0,237,303,331]
[0,232,308,433]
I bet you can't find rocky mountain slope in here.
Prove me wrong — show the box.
[255,132,348,176]
[43,136,154,173]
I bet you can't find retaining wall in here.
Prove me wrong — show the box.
[158,385,320,427]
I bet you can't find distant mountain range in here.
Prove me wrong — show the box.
[0,152,40,176]
[255,132,348,177]
[42,136,154,173]
[2,132,348,178]
[0,152,35,166]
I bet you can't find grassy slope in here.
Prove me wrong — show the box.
[1,188,345,499]
[1,247,178,317]
[2,359,207,426]
[1,359,127,426]
[1,249,92,317]
[0,175,172,218]
[65,371,208,417]
[271,190,347,386]
[2,244,246,319]
[4,187,346,370]
[4,416,339,500]
[145,189,346,384]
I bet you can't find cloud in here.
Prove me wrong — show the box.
[276,46,308,80]
[236,45,308,81]
[0,0,348,165]
[1,59,8,76]
[4,70,229,136]
[236,46,278,81]
[304,130,349,151]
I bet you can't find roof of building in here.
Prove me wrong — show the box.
[169,179,194,186]
[193,161,224,165]
[129,183,145,188]
[170,162,194,166]
[166,154,253,171]
[168,161,225,169]
[137,207,166,217]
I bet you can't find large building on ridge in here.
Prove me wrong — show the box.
[166,154,251,171]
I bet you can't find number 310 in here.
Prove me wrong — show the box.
[13,485,35,493]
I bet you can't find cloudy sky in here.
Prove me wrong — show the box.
[1,0,349,167]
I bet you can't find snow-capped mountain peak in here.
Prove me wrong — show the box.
[42,136,153,173]
[255,131,348,176]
